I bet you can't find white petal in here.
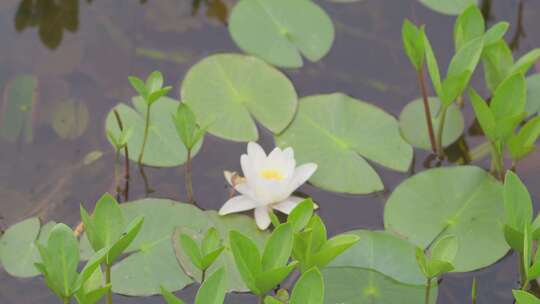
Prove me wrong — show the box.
[267,147,283,163]
[235,182,256,199]
[219,196,257,215]
[273,196,304,214]
[240,154,253,179]
[288,163,318,193]
[282,147,294,160]
[254,207,271,230]
[248,142,266,160]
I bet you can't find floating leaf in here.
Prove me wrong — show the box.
[418,0,478,15]
[51,99,89,140]
[229,0,334,68]
[0,75,37,143]
[329,230,425,285]
[181,54,298,142]
[0,218,54,278]
[399,97,464,150]
[105,97,201,167]
[275,93,413,194]
[323,267,437,304]
[384,166,508,272]
[525,74,540,116]
[110,199,209,296]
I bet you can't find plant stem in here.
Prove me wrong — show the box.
[63,297,70,304]
[258,295,264,304]
[113,109,130,202]
[106,264,113,304]
[138,104,152,165]
[114,150,121,201]
[520,254,529,290]
[185,149,194,204]
[417,68,437,154]
[436,104,449,159]
[201,269,206,284]
[490,141,505,181]
[424,278,432,304]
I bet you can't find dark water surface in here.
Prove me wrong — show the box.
[0,0,539,303]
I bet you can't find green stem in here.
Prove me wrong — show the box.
[185,149,194,204]
[138,104,152,165]
[258,295,264,304]
[520,254,529,290]
[106,264,113,304]
[201,269,206,284]
[63,297,70,304]
[490,141,505,181]
[417,68,437,153]
[114,150,121,199]
[424,278,432,304]
[436,104,449,159]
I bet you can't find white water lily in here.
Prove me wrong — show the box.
[219,142,318,230]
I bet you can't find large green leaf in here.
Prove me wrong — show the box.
[0,218,54,278]
[109,199,209,296]
[323,267,437,304]
[525,74,540,116]
[174,211,269,292]
[105,97,201,167]
[0,75,37,143]
[418,0,478,15]
[399,97,464,150]
[329,230,425,285]
[275,93,413,194]
[384,166,508,272]
[228,0,334,68]
[181,54,298,142]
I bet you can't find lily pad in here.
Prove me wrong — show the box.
[228,0,334,68]
[399,97,465,150]
[181,54,298,142]
[525,74,540,116]
[418,0,478,15]
[329,230,425,285]
[275,93,413,194]
[323,267,437,304]
[51,99,89,140]
[0,218,54,278]
[105,96,201,167]
[0,75,37,143]
[110,199,210,296]
[174,211,269,292]
[384,166,508,272]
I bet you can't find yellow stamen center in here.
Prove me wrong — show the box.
[260,169,284,181]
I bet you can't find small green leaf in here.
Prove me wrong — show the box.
[128,76,148,99]
[146,71,164,93]
[424,35,442,96]
[504,171,533,232]
[469,88,496,139]
[426,259,454,278]
[483,22,509,46]
[195,267,227,304]
[229,230,262,293]
[430,235,458,263]
[453,5,485,51]
[511,49,540,75]
[287,198,315,232]
[491,73,526,121]
[107,216,144,265]
[513,290,540,304]
[523,224,533,282]
[310,234,360,269]
[447,36,484,79]
[439,71,470,106]
[254,262,298,295]
[290,267,324,304]
[161,286,186,304]
[402,19,425,71]
[147,86,172,105]
[200,247,225,270]
[306,215,327,253]
[482,40,513,92]
[508,116,540,161]
[262,223,294,271]
[264,296,284,304]
[202,228,222,256]
[83,193,125,252]
[179,233,204,270]
[172,103,199,150]
[72,248,107,294]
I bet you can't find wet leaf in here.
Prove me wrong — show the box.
[384,166,508,272]
[0,75,37,143]
[275,93,413,194]
[181,54,298,142]
[399,97,464,150]
[229,0,334,68]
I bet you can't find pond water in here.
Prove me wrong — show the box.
[0,0,539,303]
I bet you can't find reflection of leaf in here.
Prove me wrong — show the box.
[418,0,478,16]
[384,166,509,272]
[0,75,38,143]
[51,99,89,140]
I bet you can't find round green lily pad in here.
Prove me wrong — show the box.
[418,0,478,15]
[525,74,540,116]
[105,96,201,167]
[275,93,413,194]
[384,166,509,272]
[181,54,298,142]
[110,199,209,296]
[399,97,464,150]
[229,0,334,68]
[323,267,437,304]
[329,230,425,285]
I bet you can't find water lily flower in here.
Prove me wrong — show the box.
[219,142,318,230]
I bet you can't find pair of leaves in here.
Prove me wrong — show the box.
[454,5,508,51]
[35,224,108,303]
[128,71,172,106]
[416,235,458,279]
[402,20,425,71]
[80,193,144,266]
[178,227,225,272]
[172,103,206,151]
[264,268,324,304]
[161,267,227,304]
[229,223,297,295]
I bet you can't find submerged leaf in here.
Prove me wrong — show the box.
[0,75,37,143]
